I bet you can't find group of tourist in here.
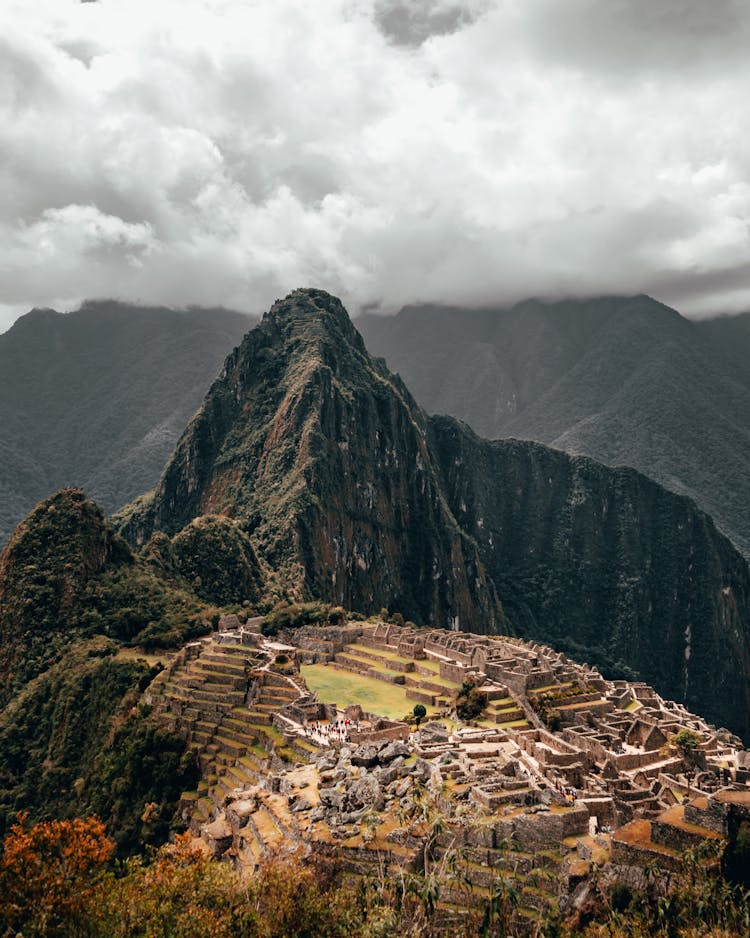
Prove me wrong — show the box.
[554,779,578,803]
[303,718,359,745]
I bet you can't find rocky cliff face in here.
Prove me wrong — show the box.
[117,289,750,738]
[429,418,750,737]
[359,297,750,560]
[118,290,503,632]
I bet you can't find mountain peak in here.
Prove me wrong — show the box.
[262,288,364,350]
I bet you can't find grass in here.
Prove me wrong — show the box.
[114,648,170,668]
[478,717,529,729]
[348,644,444,675]
[301,663,440,721]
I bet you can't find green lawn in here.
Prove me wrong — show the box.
[301,663,439,721]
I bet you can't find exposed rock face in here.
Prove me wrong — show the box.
[358,297,750,560]
[118,289,503,632]
[117,289,750,738]
[429,419,750,738]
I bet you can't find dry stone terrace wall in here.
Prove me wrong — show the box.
[146,619,750,933]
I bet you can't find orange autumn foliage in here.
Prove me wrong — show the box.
[91,834,360,938]
[0,813,113,936]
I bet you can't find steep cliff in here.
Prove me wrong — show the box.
[118,289,503,631]
[429,417,750,737]
[359,297,750,559]
[117,289,750,738]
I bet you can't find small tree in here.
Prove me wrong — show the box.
[456,681,487,721]
[547,709,562,732]
[413,703,427,726]
[0,813,113,936]
[669,729,702,796]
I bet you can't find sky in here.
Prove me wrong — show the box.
[1,0,750,332]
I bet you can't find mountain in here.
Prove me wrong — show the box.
[118,289,503,633]
[0,301,253,549]
[0,488,214,845]
[117,289,750,739]
[358,296,750,559]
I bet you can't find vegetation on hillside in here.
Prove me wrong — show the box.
[0,640,194,852]
[0,301,251,548]
[563,840,750,938]
[3,814,750,938]
[261,601,345,636]
[0,490,217,706]
[0,489,210,849]
[170,515,266,606]
[455,680,487,720]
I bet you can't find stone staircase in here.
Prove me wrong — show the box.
[146,636,322,829]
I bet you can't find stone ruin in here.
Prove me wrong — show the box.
[145,618,750,935]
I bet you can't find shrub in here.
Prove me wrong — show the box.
[456,681,487,721]
[0,814,113,936]
[261,602,330,636]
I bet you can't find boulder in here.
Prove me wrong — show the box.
[412,758,433,782]
[290,795,313,813]
[226,798,257,828]
[316,749,339,771]
[348,775,383,810]
[202,816,234,858]
[319,787,344,809]
[394,776,413,798]
[418,721,449,742]
[379,740,410,764]
[351,744,380,768]
[379,765,400,786]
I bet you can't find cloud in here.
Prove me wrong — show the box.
[373,0,488,47]
[1,0,749,331]
[517,0,750,77]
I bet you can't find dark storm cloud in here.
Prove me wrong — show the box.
[1,0,750,330]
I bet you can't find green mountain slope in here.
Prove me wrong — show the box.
[0,488,215,844]
[0,301,252,548]
[358,296,750,558]
[118,289,503,632]
[117,289,750,738]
